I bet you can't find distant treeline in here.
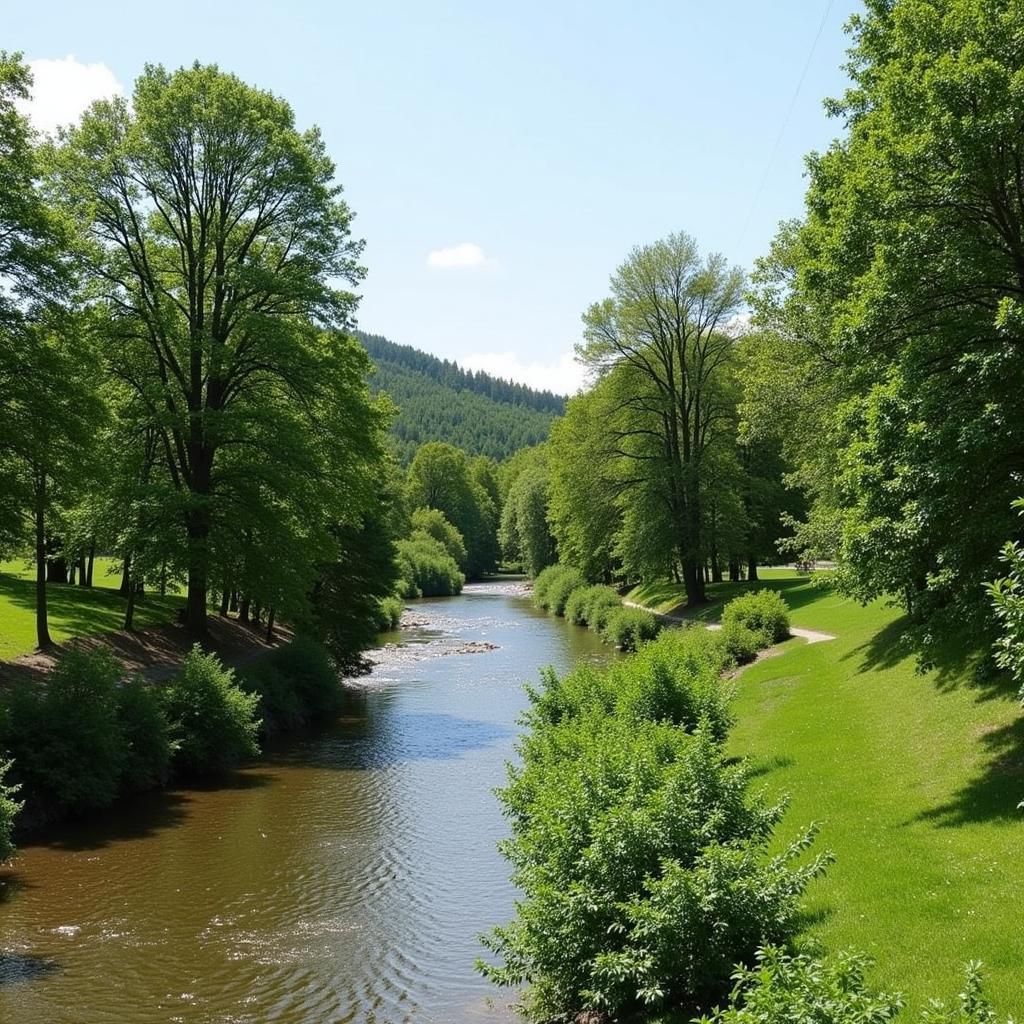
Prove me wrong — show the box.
[358,332,564,463]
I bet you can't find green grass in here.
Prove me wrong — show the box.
[627,565,804,619]
[0,557,185,660]
[700,570,1024,1016]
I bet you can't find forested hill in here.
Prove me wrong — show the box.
[357,331,566,463]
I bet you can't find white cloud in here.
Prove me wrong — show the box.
[426,242,489,269]
[461,350,588,397]
[16,55,124,137]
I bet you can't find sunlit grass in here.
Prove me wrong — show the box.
[0,557,185,660]
[715,570,1024,1016]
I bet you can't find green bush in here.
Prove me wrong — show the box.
[563,586,592,626]
[532,564,585,615]
[564,583,621,628]
[163,646,261,775]
[116,677,172,793]
[265,635,341,717]
[701,947,1003,1024]
[373,595,404,630]
[0,760,22,862]
[396,531,465,598]
[410,507,468,569]
[481,715,826,1019]
[527,628,732,739]
[718,619,762,665]
[601,605,660,650]
[0,648,126,818]
[240,662,303,733]
[721,590,791,645]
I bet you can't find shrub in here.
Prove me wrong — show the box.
[531,564,584,615]
[0,760,22,862]
[601,606,660,650]
[701,948,1004,1024]
[396,532,465,598]
[373,595,404,631]
[410,507,468,569]
[163,646,261,775]
[565,584,621,628]
[0,648,125,818]
[481,716,827,1020]
[116,677,172,793]
[722,590,791,646]
[527,628,732,739]
[718,619,762,665]
[240,662,303,733]
[265,635,341,717]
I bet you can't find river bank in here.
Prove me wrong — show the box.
[0,583,609,1023]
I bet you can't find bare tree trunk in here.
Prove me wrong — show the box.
[265,607,275,644]
[219,587,230,617]
[34,468,52,649]
[747,557,759,582]
[239,596,250,624]
[85,540,95,586]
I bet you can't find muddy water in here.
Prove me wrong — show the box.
[0,583,610,1024]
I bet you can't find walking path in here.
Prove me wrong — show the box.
[623,599,836,644]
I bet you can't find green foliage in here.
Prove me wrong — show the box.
[359,331,563,463]
[718,620,762,665]
[527,627,732,739]
[396,532,465,598]
[373,595,404,630]
[411,507,467,569]
[721,591,790,646]
[702,948,1005,1024]
[407,442,500,577]
[531,564,585,615]
[0,648,125,817]
[499,446,557,577]
[564,584,616,626]
[482,706,826,1019]
[0,759,22,862]
[115,677,172,793]
[163,646,261,775]
[747,0,1024,649]
[601,605,660,651]
[987,500,1024,700]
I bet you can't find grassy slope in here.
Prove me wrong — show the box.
[0,558,185,660]
[631,570,1024,1016]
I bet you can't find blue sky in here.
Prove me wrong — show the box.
[10,0,860,393]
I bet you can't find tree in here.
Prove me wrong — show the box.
[52,63,365,634]
[498,446,556,577]
[406,442,499,577]
[749,0,1024,645]
[410,506,467,569]
[577,232,744,605]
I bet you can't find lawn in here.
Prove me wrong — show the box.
[653,570,1024,1016]
[0,557,185,660]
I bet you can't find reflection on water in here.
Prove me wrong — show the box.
[0,582,609,1023]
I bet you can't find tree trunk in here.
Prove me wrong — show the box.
[76,553,87,586]
[229,591,238,613]
[67,561,77,586]
[265,607,275,644]
[681,557,706,607]
[219,587,230,617]
[729,561,741,583]
[34,469,52,649]
[239,596,250,624]
[159,561,167,597]
[747,557,759,582]
[119,557,132,595]
[124,581,138,631]
[85,540,95,586]
[712,558,723,583]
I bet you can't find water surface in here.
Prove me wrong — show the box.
[0,582,609,1023]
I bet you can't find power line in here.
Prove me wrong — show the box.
[736,0,835,251]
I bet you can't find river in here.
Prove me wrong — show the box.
[0,582,610,1023]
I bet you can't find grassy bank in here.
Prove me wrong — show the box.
[647,570,1024,1015]
[0,558,185,660]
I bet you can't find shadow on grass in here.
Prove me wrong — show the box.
[912,715,1024,828]
[725,753,796,781]
[0,572,184,653]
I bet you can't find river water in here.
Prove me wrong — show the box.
[0,582,609,1024]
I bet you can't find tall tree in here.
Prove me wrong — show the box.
[577,232,744,606]
[52,63,365,634]
[749,0,1024,644]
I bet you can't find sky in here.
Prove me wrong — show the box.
[9,0,861,395]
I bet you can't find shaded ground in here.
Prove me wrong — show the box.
[0,613,289,688]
